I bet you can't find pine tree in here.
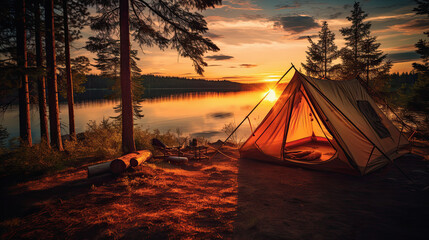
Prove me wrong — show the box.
[88,0,221,153]
[409,0,429,114]
[45,0,64,150]
[302,21,339,79]
[34,0,50,145]
[57,0,90,141]
[86,35,144,120]
[340,2,391,87]
[340,2,370,79]
[15,0,32,146]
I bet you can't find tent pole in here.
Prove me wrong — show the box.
[293,66,414,182]
[281,88,298,159]
[210,65,294,160]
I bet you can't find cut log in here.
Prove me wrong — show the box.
[88,150,153,177]
[167,156,188,165]
[110,150,153,174]
[130,150,152,167]
[110,152,139,174]
[87,161,111,178]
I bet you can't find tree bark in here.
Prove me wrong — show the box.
[16,0,32,146]
[324,35,327,78]
[34,0,49,145]
[45,0,64,151]
[62,0,76,140]
[120,0,136,154]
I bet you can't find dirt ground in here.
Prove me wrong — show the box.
[1,145,429,240]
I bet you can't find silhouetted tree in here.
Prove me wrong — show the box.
[85,35,143,120]
[89,0,221,153]
[409,0,429,114]
[34,0,50,145]
[340,2,391,87]
[57,0,90,140]
[16,0,32,146]
[45,0,63,150]
[302,21,339,79]
[58,56,91,98]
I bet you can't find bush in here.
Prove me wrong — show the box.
[0,119,185,179]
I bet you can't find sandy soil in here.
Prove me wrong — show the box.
[1,145,428,240]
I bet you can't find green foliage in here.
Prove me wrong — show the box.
[302,21,340,79]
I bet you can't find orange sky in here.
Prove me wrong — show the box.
[72,0,428,83]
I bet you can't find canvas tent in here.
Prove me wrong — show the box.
[239,69,410,175]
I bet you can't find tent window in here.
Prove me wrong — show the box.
[357,100,391,138]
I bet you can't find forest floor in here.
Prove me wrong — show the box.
[0,143,429,240]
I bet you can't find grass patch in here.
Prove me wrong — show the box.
[0,119,180,181]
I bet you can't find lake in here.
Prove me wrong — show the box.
[0,88,280,146]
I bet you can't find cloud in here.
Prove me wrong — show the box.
[343,4,351,9]
[328,12,343,19]
[205,32,223,39]
[387,51,420,63]
[240,64,258,68]
[368,13,414,21]
[274,16,320,34]
[389,18,429,34]
[205,54,234,61]
[240,13,266,19]
[208,64,222,67]
[275,3,301,10]
[295,34,317,40]
[217,0,262,11]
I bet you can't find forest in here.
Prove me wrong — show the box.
[0,0,428,239]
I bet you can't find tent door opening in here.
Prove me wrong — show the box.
[282,88,337,163]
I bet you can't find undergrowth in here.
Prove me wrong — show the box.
[0,119,179,180]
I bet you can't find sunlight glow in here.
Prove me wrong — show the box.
[263,89,278,102]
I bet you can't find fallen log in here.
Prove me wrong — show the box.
[166,156,188,165]
[110,150,152,174]
[87,161,111,178]
[130,150,152,167]
[87,150,153,177]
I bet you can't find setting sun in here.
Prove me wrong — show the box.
[263,89,278,102]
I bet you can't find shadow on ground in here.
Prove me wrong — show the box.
[234,154,429,240]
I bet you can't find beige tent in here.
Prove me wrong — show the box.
[239,70,410,175]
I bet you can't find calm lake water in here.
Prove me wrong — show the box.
[1,89,279,146]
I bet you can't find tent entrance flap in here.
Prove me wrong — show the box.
[283,88,337,162]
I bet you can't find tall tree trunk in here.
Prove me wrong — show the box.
[366,61,369,85]
[120,0,136,153]
[16,0,32,146]
[34,0,49,145]
[324,37,327,78]
[62,0,76,140]
[45,0,64,151]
